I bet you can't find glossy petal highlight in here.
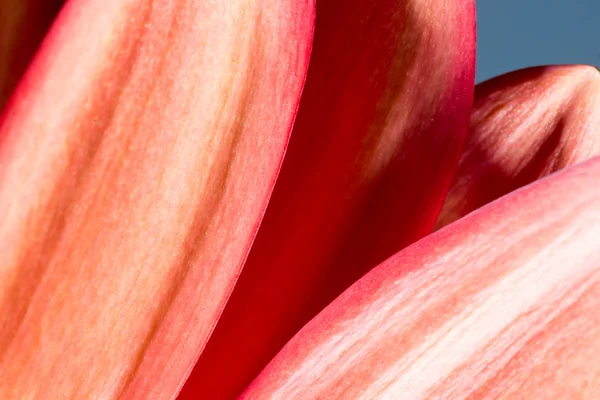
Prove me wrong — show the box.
[244,156,600,399]
[180,0,475,397]
[437,65,600,228]
[0,0,313,398]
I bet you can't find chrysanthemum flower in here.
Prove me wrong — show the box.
[0,1,598,399]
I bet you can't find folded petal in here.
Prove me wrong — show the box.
[0,0,64,108]
[244,156,600,399]
[0,0,313,398]
[437,65,600,228]
[180,0,475,397]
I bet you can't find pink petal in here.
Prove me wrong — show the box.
[0,0,313,398]
[180,0,475,397]
[244,155,600,399]
[437,65,600,228]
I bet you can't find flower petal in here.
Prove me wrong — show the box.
[0,0,313,398]
[437,65,600,228]
[180,0,475,397]
[0,0,64,108]
[243,156,600,399]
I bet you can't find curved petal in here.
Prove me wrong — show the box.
[243,156,600,399]
[0,0,64,108]
[0,0,313,398]
[436,65,600,228]
[180,0,476,397]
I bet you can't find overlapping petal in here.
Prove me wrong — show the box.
[180,0,476,397]
[437,65,600,228]
[0,0,313,398]
[243,156,600,399]
[3,1,592,398]
[0,0,64,108]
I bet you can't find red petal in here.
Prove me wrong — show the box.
[180,0,475,397]
[0,0,313,398]
[437,65,600,228]
[0,0,64,109]
[243,156,600,399]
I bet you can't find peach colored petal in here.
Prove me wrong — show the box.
[0,0,313,398]
[180,0,476,398]
[244,156,600,400]
[437,65,600,228]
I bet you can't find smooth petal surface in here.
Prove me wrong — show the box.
[436,65,600,228]
[0,0,313,399]
[243,156,600,400]
[0,0,64,108]
[180,0,475,397]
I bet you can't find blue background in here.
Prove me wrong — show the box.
[476,0,600,82]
